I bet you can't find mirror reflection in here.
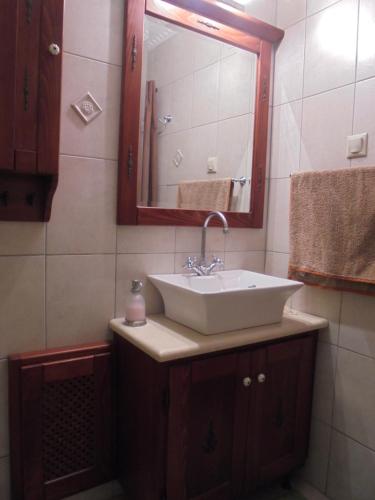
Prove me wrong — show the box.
[137,15,258,213]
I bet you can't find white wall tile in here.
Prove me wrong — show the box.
[304,0,357,97]
[46,255,115,348]
[225,228,266,252]
[168,75,193,134]
[0,457,10,500]
[192,63,219,127]
[0,223,45,256]
[115,254,175,317]
[60,54,121,160]
[307,0,345,16]
[217,114,252,178]
[245,0,277,25]
[333,348,375,450]
[63,0,124,66]
[175,227,225,254]
[117,226,175,254]
[352,77,375,167]
[47,156,117,254]
[0,361,9,458]
[327,430,375,500]
[274,21,306,106]
[292,286,341,344]
[312,342,338,424]
[300,85,354,171]
[299,418,332,492]
[357,0,375,81]
[0,256,45,358]
[189,123,218,180]
[193,34,222,71]
[339,293,375,358]
[265,251,290,278]
[224,251,265,273]
[266,178,290,253]
[271,101,302,178]
[277,0,306,28]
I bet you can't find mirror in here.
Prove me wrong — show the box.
[138,15,257,213]
[118,0,284,228]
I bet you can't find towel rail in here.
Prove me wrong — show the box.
[232,177,250,187]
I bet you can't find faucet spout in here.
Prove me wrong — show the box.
[200,211,229,265]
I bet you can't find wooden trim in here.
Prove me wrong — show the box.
[117,0,282,228]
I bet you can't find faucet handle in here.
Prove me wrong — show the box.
[212,256,225,270]
[183,256,197,269]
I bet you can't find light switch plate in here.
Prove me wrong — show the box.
[347,133,368,158]
[207,157,218,173]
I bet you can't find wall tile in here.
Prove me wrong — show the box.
[300,85,354,171]
[327,430,375,500]
[192,63,219,127]
[47,156,117,254]
[265,251,290,278]
[245,0,277,25]
[0,256,45,358]
[225,228,266,253]
[293,479,330,500]
[271,101,302,178]
[60,54,121,160]
[189,123,218,180]
[0,222,45,256]
[175,227,225,254]
[352,77,375,167]
[0,456,10,500]
[307,0,340,15]
[312,342,337,424]
[333,348,375,450]
[266,178,290,253]
[115,254,175,317]
[224,251,265,273]
[0,361,8,458]
[217,114,252,179]
[63,481,115,500]
[339,292,375,358]
[274,21,306,106]
[298,418,332,492]
[63,0,124,66]
[168,75,193,134]
[219,51,256,120]
[277,0,306,28]
[193,34,222,71]
[303,0,357,97]
[292,286,341,344]
[117,226,175,254]
[46,255,115,348]
[357,0,375,81]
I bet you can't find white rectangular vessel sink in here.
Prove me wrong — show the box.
[148,270,303,335]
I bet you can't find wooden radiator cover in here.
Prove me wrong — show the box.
[9,342,114,500]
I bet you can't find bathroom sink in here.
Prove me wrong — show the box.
[148,270,303,335]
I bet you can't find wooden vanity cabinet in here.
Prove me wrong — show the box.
[0,0,63,221]
[115,332,317,500]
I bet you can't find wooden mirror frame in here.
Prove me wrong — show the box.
[118,0,284,228]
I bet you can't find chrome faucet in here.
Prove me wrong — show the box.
[183,211,229,276]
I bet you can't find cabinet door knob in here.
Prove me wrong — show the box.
[257,373,266,383]
[48,43,60,56]
[243,377,252,387]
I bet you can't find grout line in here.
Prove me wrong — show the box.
[331,427,375,454]
[63,50,122,68]
[59,152,118,162]
[279,0,345,32]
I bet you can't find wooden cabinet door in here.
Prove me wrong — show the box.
[9,344,114,500]
[166,352,251,500]
[245,336,316,487]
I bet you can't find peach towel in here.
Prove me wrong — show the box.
[177,178,233,211]
[288,167,375,295]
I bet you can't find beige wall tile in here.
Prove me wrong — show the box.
[312,343,337,425]
[265,251,290,278]
[64,0,124,66]
[327,430,375,500]
[115,254,175,317]
[339,292,375,358]
[333,348,375,450]
[225,228,266,253]
[277,0,306,28]
[60,54,121,160]
[266,178,290,253]
[0,257,45,358]
[117,226,176,254]
[298,418,331,492]
[47,156,117,254]
[224,251,265,273]
[0,361,8,458]
[357,0,375,81]
[46,255,115,348]
[175,227,225,254]
[0,456,10,500]
[0,222,45,256]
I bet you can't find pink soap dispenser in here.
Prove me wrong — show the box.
[124,280,147,327]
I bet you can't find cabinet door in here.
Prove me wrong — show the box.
[246,336,316,485]
[166,352,251,500]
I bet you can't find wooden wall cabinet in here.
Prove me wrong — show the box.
[0,0,64,221]
[115,332,317,500]
[9,343,114,500]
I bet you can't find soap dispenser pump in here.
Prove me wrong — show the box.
[124,280,147,327]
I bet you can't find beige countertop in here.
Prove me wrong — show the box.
[109,309,328,363]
